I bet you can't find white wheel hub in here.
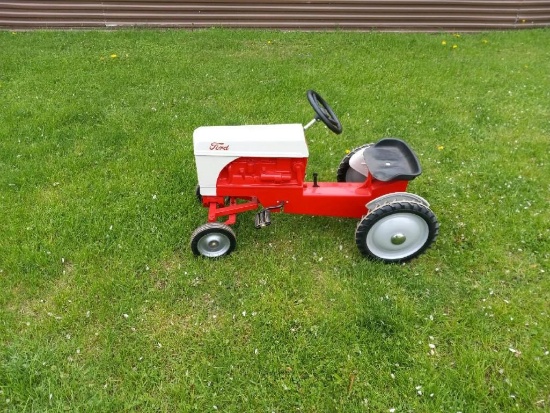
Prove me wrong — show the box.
[366,212,429,260]
[197,232,232,257]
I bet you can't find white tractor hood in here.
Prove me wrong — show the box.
[193,124,309,158]
[193,124,309,196]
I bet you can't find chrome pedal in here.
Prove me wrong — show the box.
[254,209,272,229]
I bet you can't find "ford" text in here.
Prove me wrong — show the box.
[209,142,229,150]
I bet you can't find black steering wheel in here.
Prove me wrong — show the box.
[306,90,343,134]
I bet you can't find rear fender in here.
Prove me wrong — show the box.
[366,192,430,212]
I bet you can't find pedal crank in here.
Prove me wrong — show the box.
[254,203,284,229]
[254,209,272,229]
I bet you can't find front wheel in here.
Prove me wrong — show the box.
[195,185,202,203]
[191,222,236,258]
[355,201,439,263]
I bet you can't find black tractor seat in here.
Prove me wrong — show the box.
[363,138,422,182]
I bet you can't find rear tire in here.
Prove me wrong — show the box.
[355,201,438,263]
[336,144,372,182]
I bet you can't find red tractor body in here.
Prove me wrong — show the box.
[190,91,439,262]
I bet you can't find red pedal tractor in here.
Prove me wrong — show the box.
[191,90,439,262]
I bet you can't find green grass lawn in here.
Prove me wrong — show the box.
[1,28,549,412]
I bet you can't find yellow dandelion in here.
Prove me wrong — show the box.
[482,39,489,44]
[110,54,118,58]
[437,145,444,151]
[453,33,461,38]
[452,45,458,49]
[345,149,351,154]
[441,40,447,46]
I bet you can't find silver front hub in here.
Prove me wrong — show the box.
[366,213,429,260]
[197,232,231,258]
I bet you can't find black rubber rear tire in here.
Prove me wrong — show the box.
[355,201,439,263]
[336,144,372,182]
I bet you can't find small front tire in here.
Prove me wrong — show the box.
[191,222,237,258]
[195,185,202,204]
[355,201,438,263]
